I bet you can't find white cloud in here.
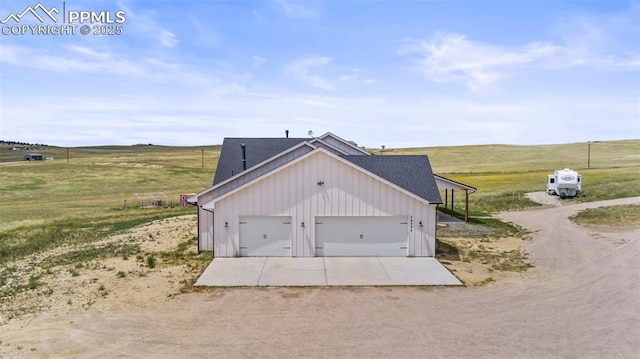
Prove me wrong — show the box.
[157,28,178,48]
[398,33,558,91]
[117,0,178,48]
[0,42,249,90]
[286,55,335,90]
[252,9,264,20]
[188,15,219,45]
[276,0,319,19]
[0,43,143,75]
[252,56,267,68]
[548,9,640,70]
[285,56,362,90]
[339,74,357,82]
[399,7,640,91]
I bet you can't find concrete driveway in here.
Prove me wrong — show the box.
[195,257,462,286]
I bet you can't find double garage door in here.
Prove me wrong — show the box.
[315,216,408,256]
[239,216,408,257]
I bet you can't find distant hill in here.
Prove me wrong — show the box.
[1,140,48,147]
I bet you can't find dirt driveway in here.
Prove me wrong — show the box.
[2,197,639,358]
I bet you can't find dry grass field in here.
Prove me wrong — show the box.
[1,139,639,355]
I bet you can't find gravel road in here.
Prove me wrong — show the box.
[2,197,639,358]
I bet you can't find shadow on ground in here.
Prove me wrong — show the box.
[436,239,461,262]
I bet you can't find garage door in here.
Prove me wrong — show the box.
[239,216,291,256]
[315,216,408,256]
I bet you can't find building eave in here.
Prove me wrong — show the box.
[434,174,477,193]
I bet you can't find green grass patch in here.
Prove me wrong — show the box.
[570,204,640,226]
[146,256,156,268]
[45,243,141,268]
[437,211,526,239]
[468,217,526,237]
[0,210,186,266]
[158,236,211,273]
[27,275,42,290]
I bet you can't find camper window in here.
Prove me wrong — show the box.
[550,178,555,183]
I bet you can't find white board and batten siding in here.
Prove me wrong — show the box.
[198,207,214,251]
[212,150,437,257]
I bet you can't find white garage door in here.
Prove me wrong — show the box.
[239,216,291,256]
[315,216,408,257]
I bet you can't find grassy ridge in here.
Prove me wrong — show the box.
[394,139,639,173]
[393,139,640,216]
[0,146,219,231]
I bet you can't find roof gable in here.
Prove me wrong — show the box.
[316,132,371,155]
[343,155,443,204]
[204,148,441,207]
[195,133,442,206]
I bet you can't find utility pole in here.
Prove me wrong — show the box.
[587,141,600,169]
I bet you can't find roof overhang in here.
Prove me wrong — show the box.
[201,201,215,210]
[434,174,477,193]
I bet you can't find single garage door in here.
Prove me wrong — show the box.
[239,216,291,256]
[315,216,408,256]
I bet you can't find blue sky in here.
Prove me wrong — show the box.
[0,0,638,148]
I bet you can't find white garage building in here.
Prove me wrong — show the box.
[190,133,443,257]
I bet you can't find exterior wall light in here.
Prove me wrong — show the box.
[301,221,305,228]
[419,221,424,227]
[317,181,324,186]
[225,221,229,228]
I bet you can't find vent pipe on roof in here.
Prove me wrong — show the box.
[240,143,246,171]
[285,130,289,138]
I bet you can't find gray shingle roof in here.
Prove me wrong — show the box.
[342,155,443,204]
[213,138,308,185]
[213,137,443,204]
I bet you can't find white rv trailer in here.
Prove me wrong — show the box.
[547,168,582,198]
